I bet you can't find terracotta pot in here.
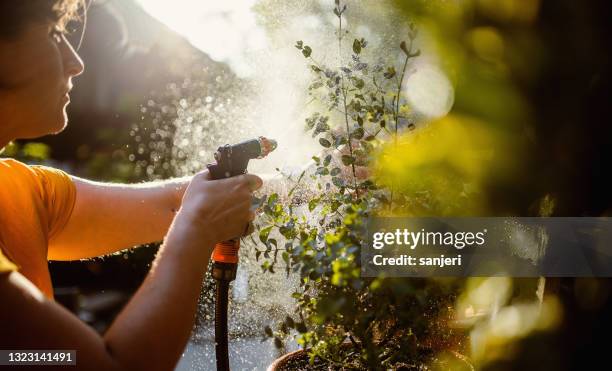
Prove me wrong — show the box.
[267,348,473,371]
[267,348,307,371]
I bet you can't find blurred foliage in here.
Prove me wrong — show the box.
[1,142,52,163]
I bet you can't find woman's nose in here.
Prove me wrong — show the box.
[62,36,85,77]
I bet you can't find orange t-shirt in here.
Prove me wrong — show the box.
[0,158,76,299]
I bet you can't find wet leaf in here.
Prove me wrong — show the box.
[302,46,312,58]
[264,326,273,337]
[400,40,409,55]
[353,78,365,89]
[384,66,396,79]
[319,138,331,148]
[351,127,364,139]
[341,155,355,165]
[259,226,272,244]
[352,38,361,54]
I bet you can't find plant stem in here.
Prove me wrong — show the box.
[389,41,412,206]
[337,5,358,194]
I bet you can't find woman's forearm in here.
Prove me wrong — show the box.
[49,176,192,260]
[103,214,213,371]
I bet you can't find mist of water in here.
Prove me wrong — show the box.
[130,1,455,369]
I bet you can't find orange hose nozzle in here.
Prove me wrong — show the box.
[212,240,240,264]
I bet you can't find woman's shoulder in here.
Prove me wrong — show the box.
[0,158,32,172]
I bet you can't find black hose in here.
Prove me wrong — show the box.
[215,279,230,371]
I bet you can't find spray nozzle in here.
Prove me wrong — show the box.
[208,136,277,180]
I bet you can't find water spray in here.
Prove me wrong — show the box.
[207,136,277,371]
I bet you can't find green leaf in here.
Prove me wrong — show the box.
[353,78,365,89]
[295,322,308,333]
[315,166,329,176]
[319,138,331,148]
[400,40,409,55]
[383,66,396,79]
[312,156,320,165]
[352,39,361,54]
[323,154,332,166]
[259,226,273,243]
[310,65,322,73]
[308,198,319,212]
[268,193,279,205]
[264,326,273,337]
[302,46,312,58]
[295,40,303,50]
[285,316,295,328]
[330,167,341,176]
[332,177,345,188]
[350,127,364,139]
[341,155,355,165]
[274,337,283,349]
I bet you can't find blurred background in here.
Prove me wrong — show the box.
[2,0,611,369]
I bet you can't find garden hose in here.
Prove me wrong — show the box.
[207,137,277,371]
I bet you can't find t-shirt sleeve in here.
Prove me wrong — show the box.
[30,165,77,240]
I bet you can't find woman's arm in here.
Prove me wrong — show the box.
[48,176,190,260]
[1,171,261,371]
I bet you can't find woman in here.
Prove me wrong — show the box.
[0,1,261,370]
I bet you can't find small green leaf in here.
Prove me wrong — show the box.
[264,326,273,337]
[308,198,319,212]
[323,154,332,166]
[285,316,295,328]
[350,127,364,139]
[384,66,396,79]
[332,177,345,187]
[330,167,341,176]
[302,46,312,58]
[341,155,355,165]
[274,337,283,349]
[259,226,273,243]
[353,78,364,89]
[352,39,361,54]
[319,138,331,148]
[295,40,303,50]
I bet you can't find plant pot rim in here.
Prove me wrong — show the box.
[267,348,307,371]
[267,347,473,371]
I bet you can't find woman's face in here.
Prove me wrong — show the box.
[0,21,84,143]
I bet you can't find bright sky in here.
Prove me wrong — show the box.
[135,0,267,76]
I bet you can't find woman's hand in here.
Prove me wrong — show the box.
[174,170,263,244]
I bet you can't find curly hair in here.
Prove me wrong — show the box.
[0,0,85,39]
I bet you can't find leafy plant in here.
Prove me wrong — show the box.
[254,1,465,369]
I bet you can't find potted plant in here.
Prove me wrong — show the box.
[252,1,472,369]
